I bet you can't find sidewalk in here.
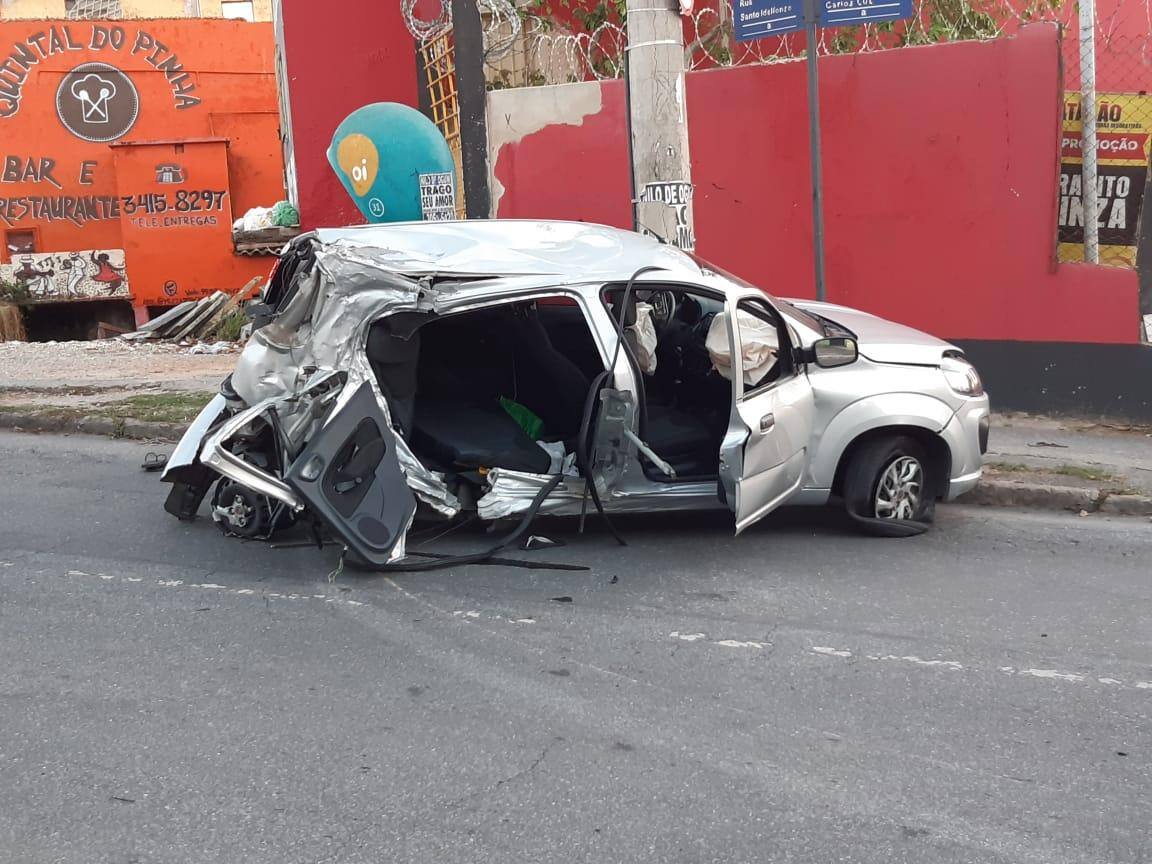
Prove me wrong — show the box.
[973,413,1152,516]
[0,339,234,438]
[0,339,236,401]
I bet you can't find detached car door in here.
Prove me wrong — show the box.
[718,296,815,533]
[285,381,416,565]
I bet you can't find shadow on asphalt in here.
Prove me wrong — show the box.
[161,497,924,590]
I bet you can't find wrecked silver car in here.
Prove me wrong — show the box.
[161,220,990,567]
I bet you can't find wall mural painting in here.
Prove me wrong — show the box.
[0,249,128,301]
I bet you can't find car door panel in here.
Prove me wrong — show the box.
[285,381,416,566]
[718,299,816,533]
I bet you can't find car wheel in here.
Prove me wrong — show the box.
[843,435,935,535]
[212,481,271,539]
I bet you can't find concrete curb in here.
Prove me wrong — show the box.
[1098,493,1152,517]
[970,477,1152,517]
[0,410,184,442]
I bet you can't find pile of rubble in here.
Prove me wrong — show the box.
[122,277,261,344]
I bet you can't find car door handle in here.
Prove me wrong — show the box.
[760,413,775,432]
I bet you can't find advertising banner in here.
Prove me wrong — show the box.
[1058,92,1152,267]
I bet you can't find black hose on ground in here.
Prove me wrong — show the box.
[376,473,571,572]
[406,551,588,572]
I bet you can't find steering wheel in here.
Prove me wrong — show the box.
[682,312,718,378]
[646,289,677,326]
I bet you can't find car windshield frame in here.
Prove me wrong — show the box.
[688,254,829,336]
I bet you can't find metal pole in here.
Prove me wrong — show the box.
[450,0,492,218]
[1079,0,1099,264]
[804,0,827,300]
[623,49,639,234]
[271,0,298,207]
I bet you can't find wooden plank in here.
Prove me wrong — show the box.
[169,292,228,342]
[197,276,264,341]
[0,304,25,342]
[232,226,300,245]
[155,306,202,338]
[136,300,196,333]
[96,321,132,339]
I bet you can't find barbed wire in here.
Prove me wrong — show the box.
[476,0,524,60]
[401,0,453,42]
[401,0,526,63]
[399,0,1152,91]
[445,0,1152,88]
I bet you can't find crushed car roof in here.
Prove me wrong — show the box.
[311,220,705,282]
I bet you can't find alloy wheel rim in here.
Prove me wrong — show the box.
[874,456,923,520]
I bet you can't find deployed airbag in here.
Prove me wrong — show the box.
[627,301,659,375]
[706,310,779,387]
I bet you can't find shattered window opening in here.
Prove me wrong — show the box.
[371,295,604,484]
[601,282,733,482]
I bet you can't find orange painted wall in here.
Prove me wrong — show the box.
[0,19,283,309]
[112,139,270,306]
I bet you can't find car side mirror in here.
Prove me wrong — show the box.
[811,337,858,368]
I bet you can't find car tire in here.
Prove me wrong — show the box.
[843,435,935,535]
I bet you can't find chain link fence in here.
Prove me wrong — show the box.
[1059,25,1152,278]
[1053,4,1152,337]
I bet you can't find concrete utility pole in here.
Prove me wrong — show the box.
[625,0,696,251]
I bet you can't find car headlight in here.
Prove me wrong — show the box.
[940,355,984,396]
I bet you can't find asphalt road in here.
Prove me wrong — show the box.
[1,431,1149,864]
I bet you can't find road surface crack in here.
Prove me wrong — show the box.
[445,738,559,810]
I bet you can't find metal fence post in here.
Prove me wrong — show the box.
[1079,0,1099,264]
[451,0,493,218]
[804,0,827,302]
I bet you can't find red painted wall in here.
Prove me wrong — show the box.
[492,86,632,230]
[491,24,1139,345]
[278,0,420,230]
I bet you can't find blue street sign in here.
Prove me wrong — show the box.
[732,0,912,40]
[733,0,804,42]
[819,0,913,26]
